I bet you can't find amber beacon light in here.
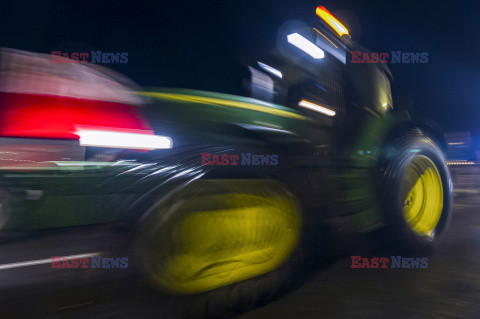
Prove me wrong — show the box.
[316,6,349,37]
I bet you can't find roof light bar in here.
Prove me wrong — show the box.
[287,33,325,59]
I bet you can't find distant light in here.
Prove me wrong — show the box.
[382,103,388,106]
[257,61,283,78]
[316,6,349,37]
[287,33,325,59]
[298,100,336,117]
[77,130,172,150]
[448,142,465,146]
[447,160,475,165]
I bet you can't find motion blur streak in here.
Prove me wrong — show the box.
[0,48,152,139]
[0,252,101,270]
[298,100,336,116]
[313,28,338,48]
[77,130,172,150]
[286,33,325,59]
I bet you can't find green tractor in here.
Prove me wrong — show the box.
[0,6,451,317]
[132,5,452,315]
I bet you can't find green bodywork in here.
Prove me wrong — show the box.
[1,88,405,232]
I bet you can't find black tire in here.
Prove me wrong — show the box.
[134,178,312,318]
[376,128,453,252]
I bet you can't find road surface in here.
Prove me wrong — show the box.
[0,195,479,318]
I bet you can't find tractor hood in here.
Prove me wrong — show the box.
[140,88,313,146]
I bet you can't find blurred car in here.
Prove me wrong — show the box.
[0,6,452,317]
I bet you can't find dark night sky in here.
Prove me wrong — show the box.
[1,0,480,137]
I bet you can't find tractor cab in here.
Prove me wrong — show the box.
[249,6,393,118]
[248,6,394,155]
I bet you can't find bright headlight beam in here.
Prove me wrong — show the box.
[287,33,325,59]
[77,130,172,150]
[257,61,283,78]
[299,100,336,117]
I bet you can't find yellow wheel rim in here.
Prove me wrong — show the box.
[400,156,443,237]
[144,180,301,294]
